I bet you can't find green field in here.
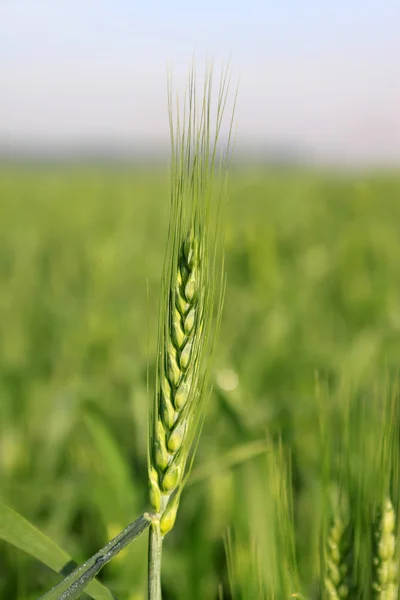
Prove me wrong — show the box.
[1,166,400,599]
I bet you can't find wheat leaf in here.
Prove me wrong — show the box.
[38,513,151,600]
[0,498,113,599]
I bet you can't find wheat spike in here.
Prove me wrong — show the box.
[147,66,234,541]
[373,498,398,600]
[149,225,207,535]
[324,514,351,599]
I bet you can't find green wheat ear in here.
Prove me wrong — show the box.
[148,65,235,537]
[372,497,398,600]
[324,511,351,599]
[151,224,206,536]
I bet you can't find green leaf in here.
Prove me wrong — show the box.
[0,498,142,600]
[39,514,152,600]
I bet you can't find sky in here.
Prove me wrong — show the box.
[1,0,399,165]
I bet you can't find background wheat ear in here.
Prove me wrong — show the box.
[224,437,301,600]
[324,502,351,600]
[146,63,235,600]
[372,497,398,600]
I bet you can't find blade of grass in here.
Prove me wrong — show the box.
[0,499,114,600]
[39,513,152,600]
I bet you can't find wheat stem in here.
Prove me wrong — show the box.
[147,518,162,600]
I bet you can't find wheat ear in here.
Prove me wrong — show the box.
[150,223,207,528]
[147,64,235,600]
[372,498,398,600]
[324,513,351,599]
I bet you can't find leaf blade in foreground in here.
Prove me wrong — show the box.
[0,499,150,600]
[39,513,152,600]
[0,499,113,599]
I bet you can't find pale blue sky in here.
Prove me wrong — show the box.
[1,0,399,164]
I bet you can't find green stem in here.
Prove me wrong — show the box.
[148,518,163,600]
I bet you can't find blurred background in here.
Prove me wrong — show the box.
[1,1,400,599]
[1,0,400,165]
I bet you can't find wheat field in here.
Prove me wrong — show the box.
[1,165,400,599]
